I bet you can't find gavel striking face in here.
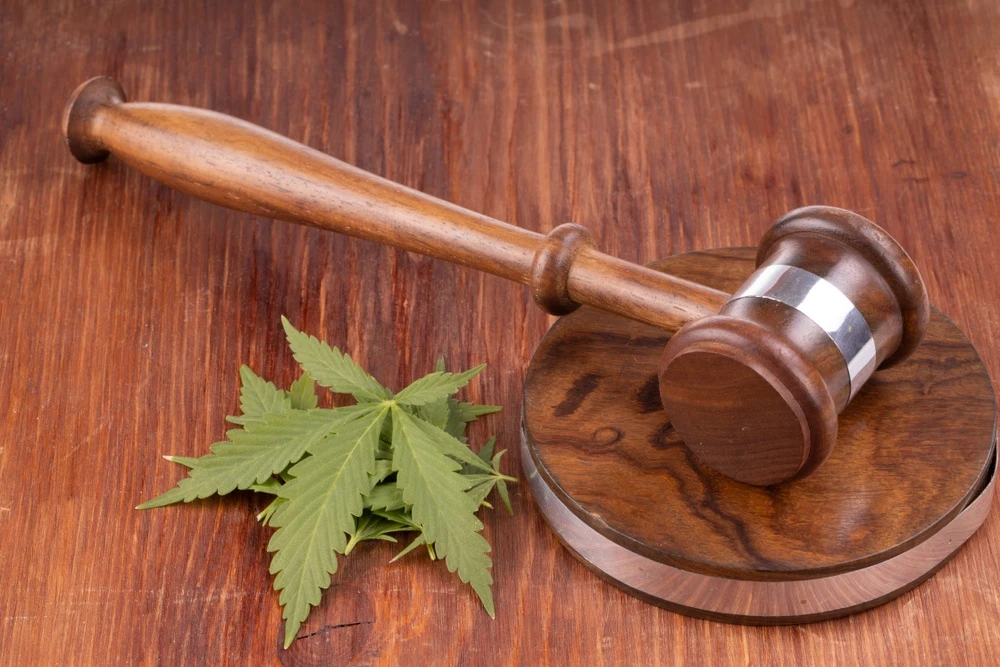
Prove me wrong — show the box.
[63,77,929,486]
[660,208,928,484]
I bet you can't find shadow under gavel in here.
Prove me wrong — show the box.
[63,76,928,486]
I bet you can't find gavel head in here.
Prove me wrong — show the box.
[658,206,929,486]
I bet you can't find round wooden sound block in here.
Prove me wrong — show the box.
[522,247,997,623]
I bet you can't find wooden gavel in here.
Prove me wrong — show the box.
[64,77,929,486]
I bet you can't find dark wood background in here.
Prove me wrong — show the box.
[2,0,998,664]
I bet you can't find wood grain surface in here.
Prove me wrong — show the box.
[524,248,995,581]
[2,0,999,664]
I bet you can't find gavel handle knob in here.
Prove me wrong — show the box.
[63,77,728,332]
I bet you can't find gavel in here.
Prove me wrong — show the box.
[63,77,929,486]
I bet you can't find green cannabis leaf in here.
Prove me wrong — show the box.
[344,512,411,554]
[139,318,515,649]
[137,408,362,509]
[281,316,391,403]
[393,364,486,406]
[390,405,495,615]
[267,405,389,644]
[229,365,290,425]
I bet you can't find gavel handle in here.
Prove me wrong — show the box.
[64,77,728,330]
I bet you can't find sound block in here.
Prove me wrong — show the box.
[522,247,997,623]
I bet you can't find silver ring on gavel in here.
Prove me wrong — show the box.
[730,264,878,400]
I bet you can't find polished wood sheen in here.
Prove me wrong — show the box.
[5,1,1000,664]
[658,208,928,485]
[524,248,996,613]
[62,79,928,485]
[63,77,729,334]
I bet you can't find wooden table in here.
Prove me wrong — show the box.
[3,1,998,664]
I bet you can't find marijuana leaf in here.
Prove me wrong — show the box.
[439,398,500,443]
[462,436,496,475]
[140,319,513,649]
[390,405,495,617]
[343,512,411,555]
[371,508,422,531]
[250,477,283,495]
[370,459,394,484]
[406,411,493,474]
[415,398,451,431]
[267,405,389,648]
[138,407,369,509]
[258,495,287,526]
[456,402,503,421]
[288,373,318,410]
[459,438,514,514]
[163,455,200,469]
[393,364,486,407]
[492,451,513,515]
[391,533,429,562]
[228,365,290,426]
[282,316,391,402]
[467,477,499,508]
[364,481,406,512]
